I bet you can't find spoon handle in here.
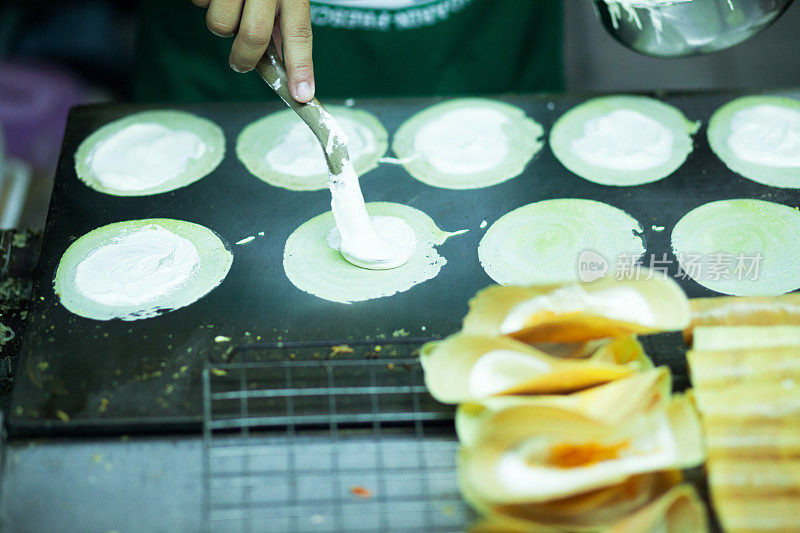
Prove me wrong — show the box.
[255,40,350,176]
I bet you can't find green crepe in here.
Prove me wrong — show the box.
[707,96,800,189]
[75,111,225,196]
[55,219,233,321]
[550,95,699,187]
[283,202,465,304]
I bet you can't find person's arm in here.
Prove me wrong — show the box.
[190,0,315,103]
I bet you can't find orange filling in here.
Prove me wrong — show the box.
[512,312,647,344]
[547,440,630,468]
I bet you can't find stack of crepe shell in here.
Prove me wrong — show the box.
[685,294,800,533]
[421,271,709,532]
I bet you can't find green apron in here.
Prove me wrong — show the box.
[134,0,562,102]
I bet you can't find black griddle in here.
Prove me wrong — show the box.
[9,89,800,437]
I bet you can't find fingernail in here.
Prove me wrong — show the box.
[230,62,245,73]
[296,81,314,101]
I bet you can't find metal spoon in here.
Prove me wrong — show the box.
[255,40,349,174]
[254,41,412,271]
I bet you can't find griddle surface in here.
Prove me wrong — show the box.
[9,90,800,436]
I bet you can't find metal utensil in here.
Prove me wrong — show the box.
[254,41,410,271]
[255,40,349,175]
[594,0,795,57]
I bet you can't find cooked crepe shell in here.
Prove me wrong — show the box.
[606,483,708,533]
[708,457,800,533]
[707,456,800,494]
[468,516,545,533]
[462,273,689,344]
[703,416,800,456]
[456,367,671,447]
[684,294,800,343]
[693,381,800,418]
[529,339,609,359]
[688,346,800,388]
[466,472,682,533]
[420,334,635,404]
[589,335,653,370]
[709,494,800,533]
[457,395,704,505]
[691,325,800,351]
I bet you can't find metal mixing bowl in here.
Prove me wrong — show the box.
[594,0,795,57]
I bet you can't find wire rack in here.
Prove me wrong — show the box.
[201,339,475,533]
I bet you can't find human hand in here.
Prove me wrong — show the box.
[191,0,315,102]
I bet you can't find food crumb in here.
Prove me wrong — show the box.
[98,398,109,413]
[651,225,665,232]
[210,368,228,377]
[350,486,372,499]
[55,410,70,423]
[214,335,232,343]
[235,236,255,245]
[92,454,103,463]
[330,345,353,357]
[479,220,487,229]
[387,363,395,370]
[392,329,409,338]
[37,361,49,372]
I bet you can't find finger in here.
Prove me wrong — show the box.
[273,25,283,60]
[206,0,245,37]
[279,0,315,102]
[190,0,211,8]
[230,0,277,72]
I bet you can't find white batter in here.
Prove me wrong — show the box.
[326,163,415,269]
[74,225,200,306]
[266,115,375,177]
[570,109,674,171]
[310,102,415,270]
[549,95,698,187]
[88,123,207,192]
[727,104,800,168]
[392,98,544,189]
[412,107,510,175]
